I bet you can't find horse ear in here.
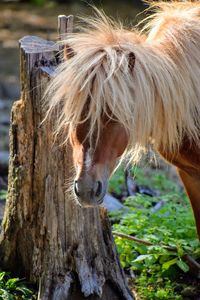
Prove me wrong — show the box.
[128,52,135,72]
[64,45,75,60]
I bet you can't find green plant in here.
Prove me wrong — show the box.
[109,167,126,195]
[109,166,200,299]
[0,272,35,300]
[0,190,7,202]
[31,0,46,6]
[131,166,178,193]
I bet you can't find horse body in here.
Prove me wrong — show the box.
[45,1,200,238]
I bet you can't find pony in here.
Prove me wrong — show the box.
[45,1,200,239]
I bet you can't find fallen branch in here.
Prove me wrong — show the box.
[112,231,200,274]
[184,254,200,271]
[112,231,176,251]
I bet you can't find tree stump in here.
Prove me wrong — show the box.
[0,17,134,300]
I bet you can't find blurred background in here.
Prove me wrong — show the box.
[0,0,146,191]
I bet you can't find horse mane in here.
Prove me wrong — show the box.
[45,1,200,163]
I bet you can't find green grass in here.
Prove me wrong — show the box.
[109,165,200,300]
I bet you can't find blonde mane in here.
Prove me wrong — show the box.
[45,1,200,162]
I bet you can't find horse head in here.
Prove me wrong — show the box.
[64,48,135,206]
[70,114,129,206]
[45,13,148,207]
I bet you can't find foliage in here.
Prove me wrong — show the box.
[0,272,36,300]
[30,0,46,5]
[109,166,200,299]
[131,166,178,193]
[0,190,7,202]
[109,167,125,195]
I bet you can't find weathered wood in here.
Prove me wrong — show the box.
[58,15,74,60]
[58,15,74,39]
[0,17,133,300]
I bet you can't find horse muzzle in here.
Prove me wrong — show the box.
[74,176,107,207]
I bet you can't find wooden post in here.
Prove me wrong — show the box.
[58,15,74,60]
[58,15,74,38]
[0,17,134,300]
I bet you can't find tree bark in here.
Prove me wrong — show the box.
[0,22,134,300]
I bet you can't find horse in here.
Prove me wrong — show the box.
[45,1,200,239]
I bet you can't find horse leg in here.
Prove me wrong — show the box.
[177,168,200,240]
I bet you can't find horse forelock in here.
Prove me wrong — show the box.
[45,2,200,164]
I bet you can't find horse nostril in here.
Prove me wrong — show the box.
[95,181,102,197]
[74,179,102,200]
[74,180,80,197]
